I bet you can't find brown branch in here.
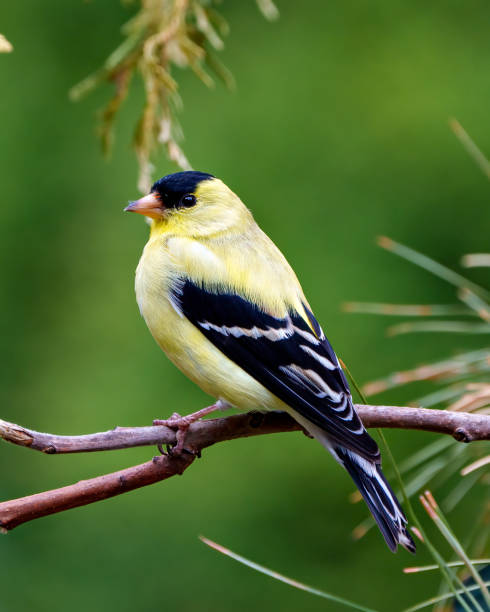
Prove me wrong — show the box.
[0,454,195,533]
[0,405,488,532]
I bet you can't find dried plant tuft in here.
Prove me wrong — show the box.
[69,0,278,192]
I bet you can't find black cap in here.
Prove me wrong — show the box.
[151,171,214,209]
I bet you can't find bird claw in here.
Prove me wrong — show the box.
[153,404,222,456]
[301,427,314,439]
[153,412,184,428]
[157,442,197,457]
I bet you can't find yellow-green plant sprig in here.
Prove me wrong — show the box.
[69,0,278,192]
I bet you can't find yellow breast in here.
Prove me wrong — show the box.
[134,232,284,410]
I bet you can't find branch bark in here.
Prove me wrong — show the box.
[0,405,488,532]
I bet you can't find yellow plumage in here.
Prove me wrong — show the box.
[134,176,311,411]
[126,170,415,554]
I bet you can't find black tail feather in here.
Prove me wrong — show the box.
[337,447,416,553]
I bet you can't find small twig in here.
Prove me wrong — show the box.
[0,405,489,532]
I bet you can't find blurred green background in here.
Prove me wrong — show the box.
[1,1,489,610]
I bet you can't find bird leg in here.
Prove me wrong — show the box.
[153,400,229,455]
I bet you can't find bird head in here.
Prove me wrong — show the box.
[125,171,253,237]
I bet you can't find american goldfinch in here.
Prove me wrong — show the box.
[125,171,415,554]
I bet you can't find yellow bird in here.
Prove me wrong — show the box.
[125,171,415,554]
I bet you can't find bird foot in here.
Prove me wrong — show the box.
[153,401,227,456]
[301,427,314,439]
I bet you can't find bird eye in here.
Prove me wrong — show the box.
[180,194,197,208]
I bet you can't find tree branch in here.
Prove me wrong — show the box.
[0,405,488,532]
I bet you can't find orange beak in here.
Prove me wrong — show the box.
[124,192,164,219]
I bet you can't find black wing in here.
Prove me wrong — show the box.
[171,279,380,461]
